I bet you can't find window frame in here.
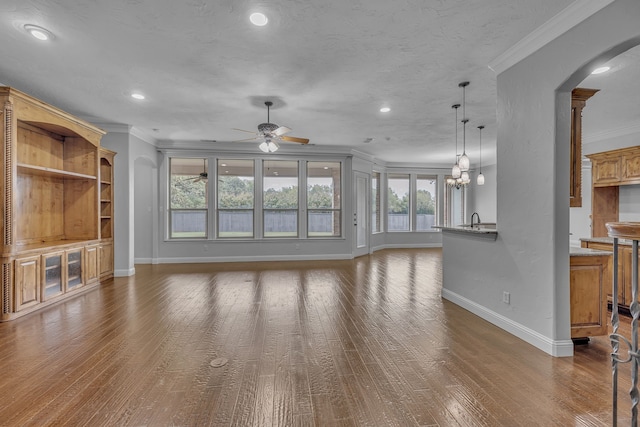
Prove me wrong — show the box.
[168,157,209,239]
[263,159,300,238]
[216,159,256,239]
[306,161,342,238]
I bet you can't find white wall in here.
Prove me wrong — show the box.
[442,0,640,357]
[468,164,497,223]
[133,147,158,263]
[620,185,640,221]
[101,129,134,277]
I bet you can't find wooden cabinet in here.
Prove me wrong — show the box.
[99,241,114,280]
[0,87,116,321]
[14,256,40,311]
[570,88,598,207]
[42,251,64,301]
[570,253,610,339]
[85,244,99,285]
[581,240,640,309]
[587,146,640,237]
[588,146,640,187]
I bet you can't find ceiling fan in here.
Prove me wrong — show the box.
[233,101,309,152]
[188,159,208,182]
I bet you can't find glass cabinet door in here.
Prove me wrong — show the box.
[43,253,63,299]
[66,250,83,290]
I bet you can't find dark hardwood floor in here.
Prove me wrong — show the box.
[0,248,632,426]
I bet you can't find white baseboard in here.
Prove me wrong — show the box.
[114,267,136,277]
[152,253,353,264]
[371,243,441,252]
[441,288,574,357]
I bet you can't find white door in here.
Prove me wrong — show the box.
[353,172,370,257]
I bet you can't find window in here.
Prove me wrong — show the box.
[307,162,341,237]
[169,158,208,238]
[416,175,437,231]
[387,173,410,231]
[372,172,381,233]
[263,160,299,237]
[445,182,465,227]
[217,159,254,238]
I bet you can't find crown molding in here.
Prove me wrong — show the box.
[129,127,159,146]
[583,123,640,144]
[488,0,615,75]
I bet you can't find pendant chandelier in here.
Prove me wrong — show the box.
[447,81,471,189]
[477,125,485,185]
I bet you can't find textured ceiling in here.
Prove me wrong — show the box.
[1,0,631,166]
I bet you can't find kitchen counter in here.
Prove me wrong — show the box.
[433,224,498,241]
[580,236,635,246]
[570,246,612,257]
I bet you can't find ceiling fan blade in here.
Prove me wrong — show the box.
[273,126,292,136]
[232,137,260,143]
[232,128,259,134]
[280,135,309,144]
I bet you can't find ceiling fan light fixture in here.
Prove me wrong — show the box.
[267,140,279,152]
[250,12,268,26]
[259,141,270,152]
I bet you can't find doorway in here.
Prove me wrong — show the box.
[353,171,370,257]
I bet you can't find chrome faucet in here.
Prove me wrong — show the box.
[471,212,481,228]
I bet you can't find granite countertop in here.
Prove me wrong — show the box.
[580,237,635,246]
[433,225,498,241]
[570,246,612,257]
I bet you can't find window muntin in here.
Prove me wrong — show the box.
[217,159,255,238]
[307,162,341,237]
[169,158,208,238]
[416,175,437,231]
[372,172,381,233]
[263,160,299,237]
[387,173,410,231]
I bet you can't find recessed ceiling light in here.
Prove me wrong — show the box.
[24,24,54,41]
[380,107,391,113]
[249,12,268,26]
[591,66,610,75]
[131,93,145,100]
[221,163,227,167]
[323,166,329,170]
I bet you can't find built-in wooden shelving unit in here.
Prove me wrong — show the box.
[0,86,115,321]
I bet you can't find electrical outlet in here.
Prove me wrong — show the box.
[502,291,510,304]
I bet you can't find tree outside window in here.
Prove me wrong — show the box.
[387,173,410,231]
[217,159,254,237]
[169,158,208,238]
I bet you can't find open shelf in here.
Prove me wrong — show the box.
[17,163,97,180]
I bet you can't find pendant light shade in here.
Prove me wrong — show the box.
[452,163,461,179]
[477,173,485,185]
[458,151,469,172]
[461,171,470,183]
